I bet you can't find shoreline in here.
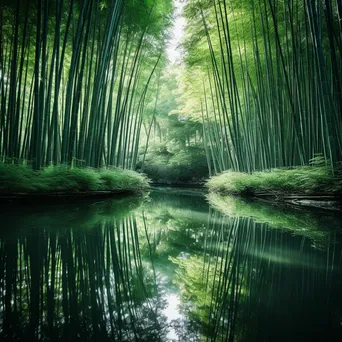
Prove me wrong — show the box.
[206,191,342,212]
[205,166,342,211]
[0,164,150,203]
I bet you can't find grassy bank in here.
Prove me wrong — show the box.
[0,164,149,194]
[206,166,342,197]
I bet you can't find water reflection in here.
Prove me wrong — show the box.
[171,209,342,341]
[0,216,167,340]
[0,189,341,341]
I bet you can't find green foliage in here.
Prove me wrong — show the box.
[139,67,209,184]
[206,166,342,196]
[98,167,150,191]
[0,164,40,192]
[139,143,209,183]
[124,0,172,37]
[0,163,149,193]
[40,166,101,191]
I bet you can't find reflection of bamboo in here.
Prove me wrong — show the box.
[202,211,340,341]
[0,216,164,341]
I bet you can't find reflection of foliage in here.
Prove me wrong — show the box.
[137,190,209,261]
[0,189,212,341]
[0,194,146,237]
[207,193,342,242]
[169,255,215,337]
[1,189,342,342]
[169,206,342,342]
[0,215,168,341]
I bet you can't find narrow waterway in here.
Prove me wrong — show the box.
[0,188,342,341]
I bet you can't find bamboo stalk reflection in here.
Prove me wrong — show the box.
[1,190,342,341]
[170,207,342,341]
[0,214,167,341]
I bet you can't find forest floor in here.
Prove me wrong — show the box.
[206,166,342,210]
[0,164,149,202]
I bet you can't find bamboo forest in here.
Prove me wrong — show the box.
[1,0,342,341]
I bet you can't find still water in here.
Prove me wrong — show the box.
[0,188,342,341]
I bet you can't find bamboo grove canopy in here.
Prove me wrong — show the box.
[178,0,342,173]
[1,0,342,175]
[0,0,172,169]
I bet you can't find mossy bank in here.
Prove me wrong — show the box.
[206,166,342,209]
[0,164,149,201]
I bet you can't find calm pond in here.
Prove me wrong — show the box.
[0,188,342,341]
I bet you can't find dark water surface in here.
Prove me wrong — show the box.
[0,188,342,341]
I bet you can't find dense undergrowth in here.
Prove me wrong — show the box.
[137,143,209,184]
[206,165,342,196]
[0,163,149,194]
